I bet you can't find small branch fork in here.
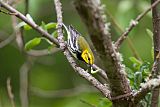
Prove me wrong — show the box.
[0,9,17,15]
[133,52,160,104]
[133,76,160,104]
[110,52,160,102]
[115,0,160,49]
[0,0,59,46]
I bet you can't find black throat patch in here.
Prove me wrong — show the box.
[76,52,84,62]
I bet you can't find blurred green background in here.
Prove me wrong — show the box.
[0,0,153,107]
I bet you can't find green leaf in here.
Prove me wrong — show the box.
[40,22,57,31]
[41,21,47,31]
[126,67,134,87]
[140,62,150,78]
[134,72,142,89]
[16,14,35,30]
[51,31,58,38]
[16,22,26,28]
[41,37,53,45]
[129,57,142,70]
[146,29,154,61]
[45,22,57,29]
[16,22,32,30]
[145,93,151,105]
[25,37,41,51]
[24,24,32,30]
[126,67,134,79]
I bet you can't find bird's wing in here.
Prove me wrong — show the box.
[67,25,81,53]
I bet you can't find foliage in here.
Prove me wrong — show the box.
[126,57,151,107]
[0,0,156,107]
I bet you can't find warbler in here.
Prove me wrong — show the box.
[63,24,94,65]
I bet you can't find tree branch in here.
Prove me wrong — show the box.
[54,0,111,99]
[64,50,111,99]
[133,76,160,104]
[74,0,131,101]
[26,48,60,57]
[151,0,160,106]
[30,85,97,98]
[133,52,160,104]
[12,16,24,50]
[115,0,160,49]
[0,0,111,101]
[0,0,108,86]
[0,33,15,48]
[105,9,142,61]
[7,78,16,107]
[10,2,29,107]
[19,59,33,107]
[0,0,59,46]
[92,64,108,81]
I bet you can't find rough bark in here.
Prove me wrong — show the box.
[74,0,132,106]
[151,0,160,107]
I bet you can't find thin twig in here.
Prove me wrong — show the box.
[27,48,108,80]
[17,1,30,107]
[133,76,160,104]
[30,85,97,98]
[115,0,160,48]
[0,33,15,48]
[54,0,111,99]
[10,1,33,107]
[19,59,33,107]
[12,16,24,50]
[0,1,59,46]
[150,1,160,106]
[27,48,60,57]
[28,47,108,80]
[105,9,142,61]
[65,51,111,99]
[7,78,16,107]
[92,64,108,81]
[0,9,17,15]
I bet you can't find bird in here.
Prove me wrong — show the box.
[63,24,94,66]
